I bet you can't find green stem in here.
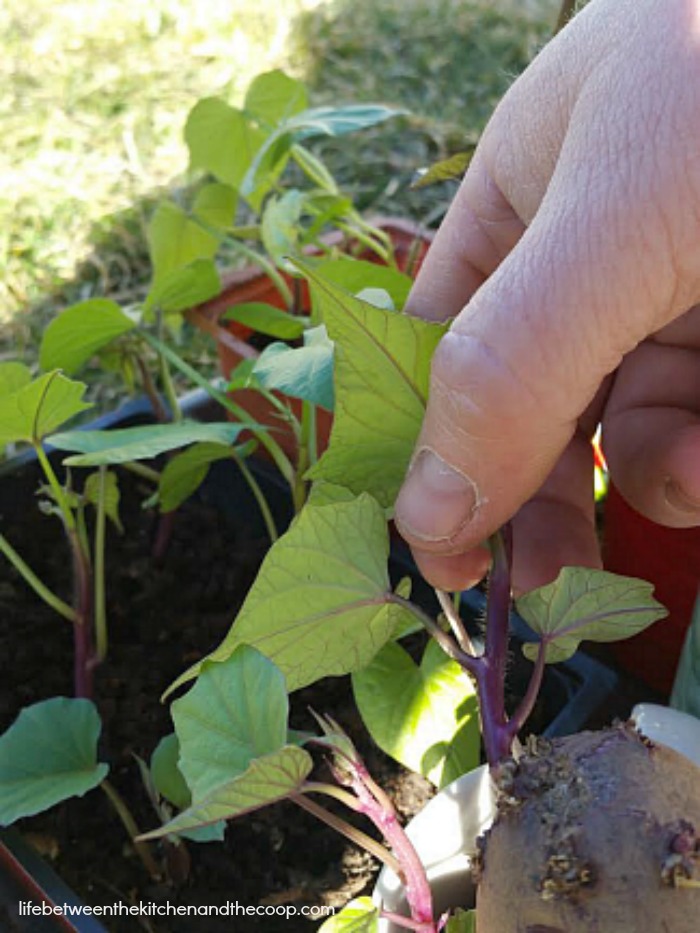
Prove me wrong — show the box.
[301,399,318,469]
[336,218,393,266]
[222,237,294,310]
[230,449,279,543]
[156,314,183,423]
[0,532,77,623]
[35,444,76,532]
[93,466,108,662]
[140,331,296,488]
[101,780,161,881]
[292,792,401,876]
[120,461,161,484]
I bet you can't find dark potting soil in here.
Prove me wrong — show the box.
[0,465,433,933]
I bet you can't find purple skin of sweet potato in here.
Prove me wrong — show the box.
[474,724,700,933]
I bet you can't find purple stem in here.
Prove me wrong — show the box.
[348,758,435,931]
[474,527,514,766]
[505,640,547,744]
[69,529,95,699]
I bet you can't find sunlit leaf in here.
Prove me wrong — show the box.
[412,150,474,189]
[318,898,379,932]
[0,371,92,446]
[0,362,31,397]
[0,698,108,825]
[146,201,218,306]
[146,258,221,314]
[353,639,479,788]
[192,182,238,230]
[244,70,308,126]
[167,495,410,695]
[300,263,447,507]
[39,299,136,375]
[445,909,477,933]
[313,258,412,311]
[517,567,668,663]
[49,421,247,467]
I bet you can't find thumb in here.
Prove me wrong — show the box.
[394,163,687,565]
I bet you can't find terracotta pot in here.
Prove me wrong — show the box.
[185,218,433,462]
[603,483,700,695]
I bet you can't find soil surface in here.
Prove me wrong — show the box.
[0,456,433,933]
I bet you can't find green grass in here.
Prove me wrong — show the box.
[1,0,559,370]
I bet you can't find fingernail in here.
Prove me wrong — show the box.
[395,448,477,542]
[664,477,700,514]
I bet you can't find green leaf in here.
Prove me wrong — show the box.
[253,325,334,411]
[412,150,474,189]
[139,745,312,840]
[0,362,32,396]
[314,258,413,313]
[39,299,136,375]
[146,201,218,297]
[222,302,306,340]
[83,470,123,532]
[355,287,395,310]
[0,698,108,825]
[244,69,308,126]
[306,482,357,507]
[167,495,409,695]
[353,639,479,788]
[318,897,379,932]
[146,258,221,315]
[517,567,669,663]
[445,908,477,933]
[671,596,700,718]
[158,440,239,513]
[49,421,248,467]
[185,97,278,208]
[192,182,238,230]
[173,646,291,797]
[240,104,403,198]
[261,190,306,268]
[151,734,190,811]
[301,263,448,507]
[149,734,226,843]
[0,371,92,446]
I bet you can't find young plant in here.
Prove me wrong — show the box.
[142,264,699,931]
[37,69,409,526]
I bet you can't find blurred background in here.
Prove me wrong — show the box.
[1,0,562,369]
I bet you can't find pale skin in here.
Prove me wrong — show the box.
[394,0,700,596]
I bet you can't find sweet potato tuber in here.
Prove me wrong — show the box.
[475,724,700,932]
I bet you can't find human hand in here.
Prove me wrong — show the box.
[394,0,700,595]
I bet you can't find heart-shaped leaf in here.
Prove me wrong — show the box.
[172,646,290,799]
[39,299,136,375]
[517,567,668,663]
[167,495,410,696]
[49,421,248,467]
[0,371,92,446]
[353,639,479,788]
[301,263,447,507]
[192,182,238,231]
[244,70,308,126]
[0,698,108,825]
[0,362,31,397]
[145,258,221,314]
